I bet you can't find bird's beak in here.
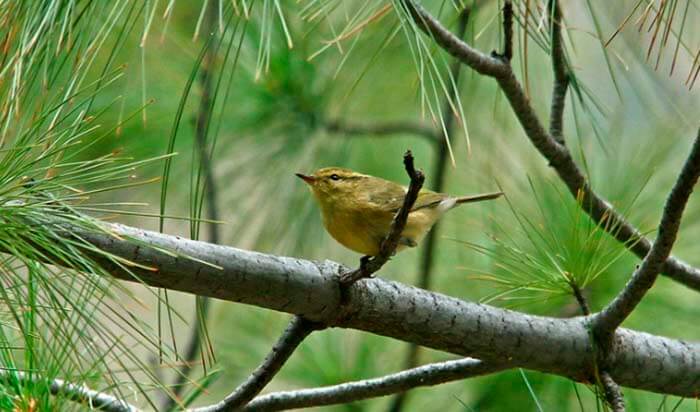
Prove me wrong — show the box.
[296,173,316,185]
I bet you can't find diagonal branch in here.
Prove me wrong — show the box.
[548,0,568,144]
[339,150,425,284]
[399,0,508,78]
[325,119,438,142]
[496,51,700,292]
[592,132,700,412]
[594,132,700,340]
[402,0,700,293]
[241,358,506,411]
[192,316,323,412]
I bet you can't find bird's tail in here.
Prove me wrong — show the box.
[455,192,504,204]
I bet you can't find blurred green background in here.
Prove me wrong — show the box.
[2,0,700,411]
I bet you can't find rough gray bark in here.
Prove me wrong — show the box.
[52,222,700,397]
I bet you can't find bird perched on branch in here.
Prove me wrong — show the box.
[297,167,503,256]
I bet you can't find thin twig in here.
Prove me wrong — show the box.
[161,2,220,410]
[548,0,568,145]
[191,316,323,412]
[499,0,514,62]
[570,282,590,316]
[0,370,139,412]
[570,283,620,411]
[593,132,700,342]
[388,7,470,412]
[569,282,618,409]
[339,150,425,284]
[600,371,625,412]
[325,119,438,143]
[403,0,700,292]
[240,358,506,411]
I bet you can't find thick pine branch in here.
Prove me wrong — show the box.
[18,221,700,397]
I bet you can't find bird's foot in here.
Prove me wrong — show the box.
[339,255,374,284]
[399,237,418,248]
[359,255,371,269]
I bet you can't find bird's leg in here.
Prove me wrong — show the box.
[360,255,376,278]
[339,256,371,284]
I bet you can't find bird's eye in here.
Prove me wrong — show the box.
[330,174,340,181]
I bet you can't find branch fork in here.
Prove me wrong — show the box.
[402,0,700,295]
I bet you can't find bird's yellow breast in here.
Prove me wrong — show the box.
[317,197,443,256]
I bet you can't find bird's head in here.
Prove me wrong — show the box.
[296,167,369,206]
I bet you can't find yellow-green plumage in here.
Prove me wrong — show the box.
[297,167,502,256]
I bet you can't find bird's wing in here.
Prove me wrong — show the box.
[367,183,447,213]
[411,191,448,211]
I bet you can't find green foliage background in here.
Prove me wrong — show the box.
[1,0,700,410]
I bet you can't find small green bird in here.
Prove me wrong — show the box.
[297,167,503,256]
